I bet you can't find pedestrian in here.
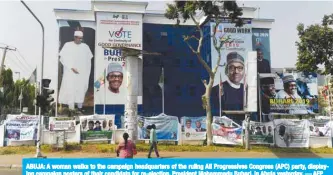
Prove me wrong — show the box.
[116,133,137,158]
[148,124,160,158]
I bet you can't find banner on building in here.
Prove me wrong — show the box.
[5,115,38,141]
[95,12,143,106]
[309,119,331,137]
[247,121,274,144]
[57,20,96,115]
[138,114,179,141]
[274,119,310,148]
[182,116,206,140]
[210,21,252,113]
[261,72,319,115]
[80,115,115,141]
[252,28,271,72]
[49,117,76,131]
[212,116,242,145]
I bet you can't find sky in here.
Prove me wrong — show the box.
[0,0,332,92]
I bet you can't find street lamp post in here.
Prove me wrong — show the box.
[21,0,46,158]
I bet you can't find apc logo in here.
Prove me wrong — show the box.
[109,27,132,39]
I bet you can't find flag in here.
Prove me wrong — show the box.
[28,67,37,84]
[158,67,164,89]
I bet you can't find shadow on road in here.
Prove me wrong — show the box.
[267,146,322,158]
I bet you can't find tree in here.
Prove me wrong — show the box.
[165,1,243,145]
[296,14,333,75]
[318,88,328,115]
[0,68,15,115]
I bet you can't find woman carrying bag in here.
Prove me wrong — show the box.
[116,133,137,158]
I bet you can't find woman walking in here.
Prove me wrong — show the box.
[116,133,137,158]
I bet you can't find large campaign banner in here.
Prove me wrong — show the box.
[261,72,318,115]
[137,114,179,141]
[5,114,38,141]
[49,117,76,132]
[57,20,95,114]
[80,115,115,141]
[247,121,274,145]
[181,116,206,140]
[210,21,252,113]
[274,119,310,148]
[212,116,242,145]
[95,12,143,106]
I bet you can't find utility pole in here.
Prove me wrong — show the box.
[18,88,23,113]
[21,0,46,158]
[0,45,16,79]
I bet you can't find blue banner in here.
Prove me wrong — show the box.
[23,158,333,175]
[137,114,179,141]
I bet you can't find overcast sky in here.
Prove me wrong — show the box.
[0,0,332,91]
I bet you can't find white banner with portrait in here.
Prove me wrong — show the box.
[181,116,206,140]
[274,119,310,148]
[49,117,76,131]
[5,114,39,141]
[94,12,143,105]
[212,116,243,145]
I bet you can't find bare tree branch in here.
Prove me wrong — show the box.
[189,14,214,77]
[183,38,197,54]
[201,79,208,88]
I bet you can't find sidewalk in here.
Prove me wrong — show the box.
[1,151,332,169]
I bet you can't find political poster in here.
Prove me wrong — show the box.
[5,115,38,141]
[182,116,206,140]
[274,119,310,148]
[210,21,252,116]
[247,121,274,145]
[261,71,318,115]
[94,12,143,107]
[80,115,115,141]
[57,20,96,115]
[137,114,179,141]
[212,116,242,145]
[252,28,271,73]
[308,119,331,137]
[49,117,76,132]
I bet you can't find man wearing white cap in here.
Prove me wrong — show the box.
[58,29,93,110]
[95,62,126,104]
[276,75,308,114]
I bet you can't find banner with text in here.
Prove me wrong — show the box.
[138,114,179,141]
[95,12,143,106]
[182,116,206,140]
[247,121,274,145]
[212,116,243,145]
[274,119,310,148]
[210,21,252,114]
[49,117,76,131]
[263,72,318,115]
[80,115,115,141]
[5,114,38,141]
[23,158,333,175]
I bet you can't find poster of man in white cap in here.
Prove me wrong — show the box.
[57,21,96,114]
[210,21,252,124]
[95,62,126,104]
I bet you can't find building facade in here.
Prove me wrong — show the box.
[54,1,274,128]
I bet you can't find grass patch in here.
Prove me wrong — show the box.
[0,143,332,155]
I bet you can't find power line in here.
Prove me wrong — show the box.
[5,54,30,75]
[9,50,33,72]
[14,49,34,70]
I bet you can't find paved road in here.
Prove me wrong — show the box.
[0,169,21,175]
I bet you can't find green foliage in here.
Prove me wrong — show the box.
[165,1,243,26]
[296,14,333,75]
[0,68,36,115]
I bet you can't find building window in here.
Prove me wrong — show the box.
[189,86,196,96]
[187,59,195,68]
[175,85,182,96]
[173,58,181,67]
